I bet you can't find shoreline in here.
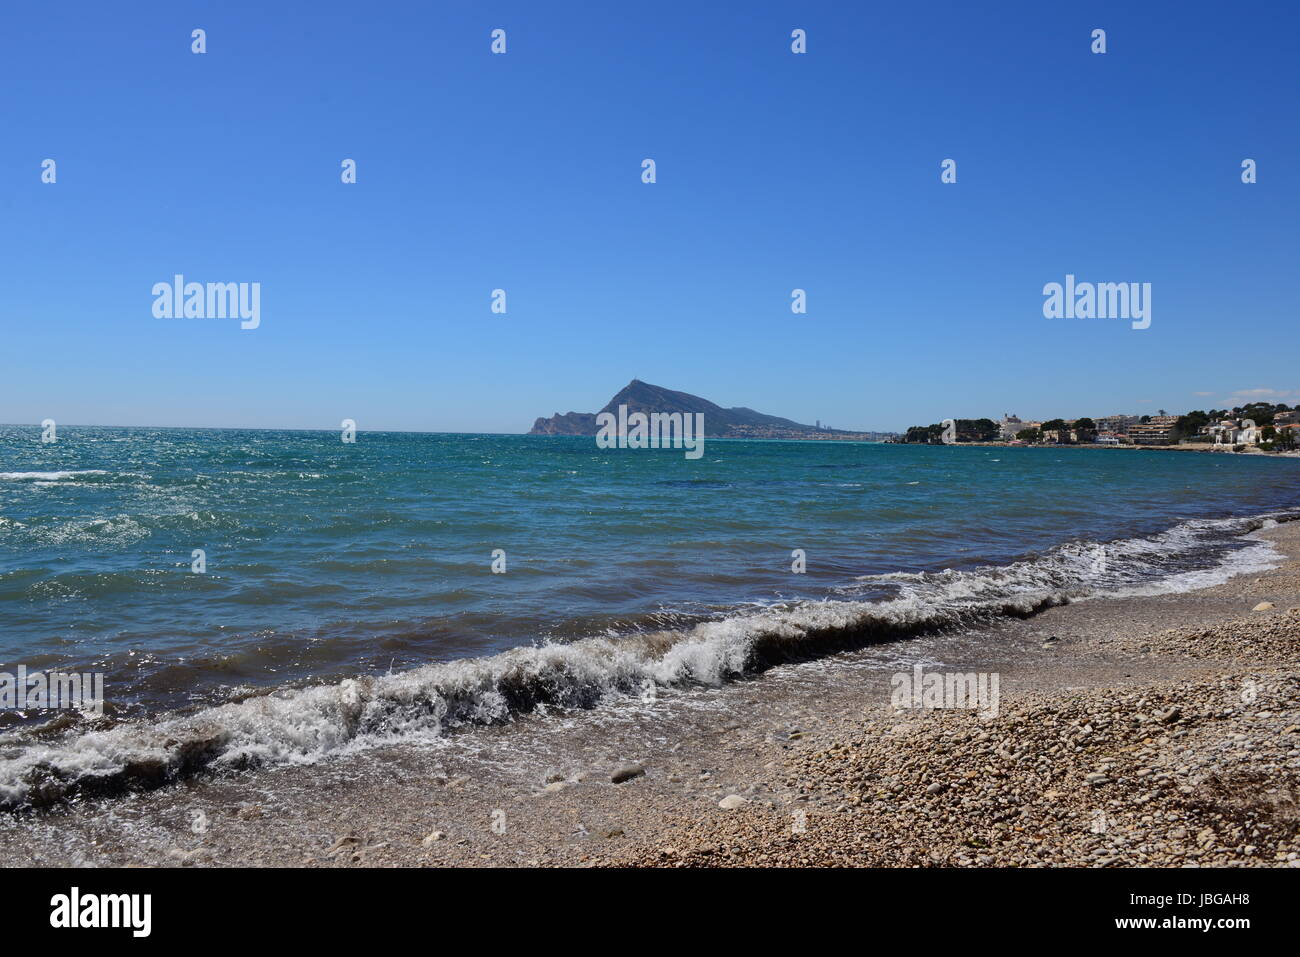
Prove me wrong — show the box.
[892,441,1300,456]
[2,522,1298,867]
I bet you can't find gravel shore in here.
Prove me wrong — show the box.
[612,527,1300,868]
[616,666,1299,867]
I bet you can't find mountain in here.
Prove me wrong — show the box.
[528,380,890,439]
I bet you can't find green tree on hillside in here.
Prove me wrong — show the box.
[958,418,1000,442]
[1174,410,1210,440]
[1238,402,1288,426]
[904,424,945,443]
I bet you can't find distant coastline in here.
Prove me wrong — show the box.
[528,379,898,442]
[909,441,1300,458]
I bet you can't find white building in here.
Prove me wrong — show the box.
[1209,419,1261,446]
[999,414,1035,441]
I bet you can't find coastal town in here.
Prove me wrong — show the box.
[898,402,1300,451]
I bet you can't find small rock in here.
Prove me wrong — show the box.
[611,764,645,784]
[166,847,210,866]
[326,834,361,857]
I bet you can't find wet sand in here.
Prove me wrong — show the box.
[3,524,1298,868]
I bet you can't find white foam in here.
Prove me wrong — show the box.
[0,470,109,481]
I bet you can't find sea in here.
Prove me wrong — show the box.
[1,425,1298,808]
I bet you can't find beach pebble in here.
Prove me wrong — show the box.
[611,764,645,784]
[326,834,360,857]
[166,847,211,866]
[718,794,748,810]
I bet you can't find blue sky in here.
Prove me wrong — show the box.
[2,0,1296,433]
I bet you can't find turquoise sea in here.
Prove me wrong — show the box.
[1,425,1298,806]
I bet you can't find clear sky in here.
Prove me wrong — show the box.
[2,1,1296,433]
